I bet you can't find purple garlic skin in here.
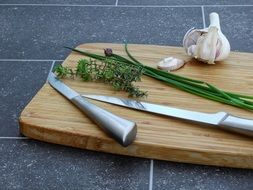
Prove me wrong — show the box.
[183,12,230,64]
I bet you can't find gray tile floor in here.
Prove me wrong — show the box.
[0,1,253,189]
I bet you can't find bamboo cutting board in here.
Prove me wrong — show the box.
[20,43,253,169]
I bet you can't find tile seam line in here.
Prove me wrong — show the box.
[149,159,154,190]
[0,4,252,7]
[0,4,115,7]
[201,6,206,28]
[0,137,30,139]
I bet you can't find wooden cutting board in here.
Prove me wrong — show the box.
[20,43,253,169]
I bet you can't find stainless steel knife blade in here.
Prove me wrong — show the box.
[48,73,79,99]
[82,94,253,138]
[47,73,137,146]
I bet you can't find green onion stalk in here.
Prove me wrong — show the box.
[64,44,253,111]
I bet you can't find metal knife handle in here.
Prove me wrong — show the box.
[71,95,137,146]
[219,114,253,137]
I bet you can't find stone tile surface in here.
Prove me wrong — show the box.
[1,2,253,190]
[153,161,253,190]
[0,6,202,59]
[0,139,149,190]
[0,61,52,136]
[204,6,253,52]
[119,0,253,5]
[0,0,115,5]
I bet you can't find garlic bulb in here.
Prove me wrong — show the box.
[157,57,185,71]
[183,12,230,64]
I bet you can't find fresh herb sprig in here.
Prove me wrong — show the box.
[64,45,253,111]
[54,58,147,98]
[54,65,74,78]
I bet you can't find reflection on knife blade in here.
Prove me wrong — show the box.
[82,94,253,138]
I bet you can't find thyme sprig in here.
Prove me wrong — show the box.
[54,65,74,78]
[54,58,147,98]
[63,45,253,111]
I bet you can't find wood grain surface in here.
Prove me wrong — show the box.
[19,43,253,169]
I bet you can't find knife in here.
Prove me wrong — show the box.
[82,94,253,138]
[48,73,137,147]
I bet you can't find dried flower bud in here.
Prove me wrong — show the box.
[104,48,113,56]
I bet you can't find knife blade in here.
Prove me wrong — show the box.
[82,94,253,138]
[48,73,137,146]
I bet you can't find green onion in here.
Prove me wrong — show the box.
[65,45,253,111]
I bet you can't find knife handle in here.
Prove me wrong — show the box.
[219,114,253,137]
[71,95,137,147]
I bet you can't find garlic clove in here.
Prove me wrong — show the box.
[157,57,185,71]
[209,12,230,61]
[183,28,207,53]
[215,31,230,61]
[195,26,218,64]
[183,12,230,64]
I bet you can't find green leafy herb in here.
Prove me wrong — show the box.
[54,65,74,78]
[54,58,147,98]
[64,45,253,111]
